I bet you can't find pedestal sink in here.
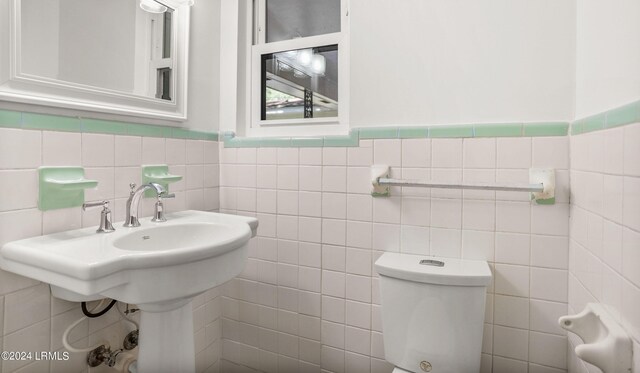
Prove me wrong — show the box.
[0,210,258,373]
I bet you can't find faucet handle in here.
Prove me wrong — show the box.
[82,200,109,211]
[82,201,115,233]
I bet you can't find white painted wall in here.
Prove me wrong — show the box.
[183,0,222,131]
[349,0,576,127]
[20,0,59,79]
[574,0,640,119]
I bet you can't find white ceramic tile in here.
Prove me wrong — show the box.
[299,148,322,166]
[165,138,186,165]
[623,123,640,177]
[622,177,640,231]
[532,137,569,169]
[141,137,165,164]
[186,140,205,164]
[277,166,298,190]
[430,198,462,229]
[346,274,371,303]
[495,264,530,297]
[322,167,347,192]
[0,209,42,247]
[495,233,530,265]
[346,300,371,330]
[347,144,373,167]
[84,167,115,201]
[321,219,346,246]
[492,355,528,373]
[275,148,297,165]
[43,207,82,234]
[492,325,529,361]
[299,192,322,218]
[257,165,277,189]
[0,128,41,169]
[530,235,568,269]
[372,223,400,253]
[529,299,567,335]
[347,167,374,194]
[529,332,567,369]
[400,168,430,197]
[429,168,463,199]
[345,221,372,249]
[461,230,494,261]
[321,345,345,373]
[0,170,38,212]
[256,148,277,165]
[299,166,322,192]
[496,201,530,234]
[602,175,624,224]
[114,135,142,166]
[2,319,50,372]
[494,295,529,329]
[114,167,142,198]
[322,148,346,166]
[429,228,461,258]
[345,326,370,355]
[431,139,463,168]
[322,270,345,298]
[299,217,321,243]
[531,267,567,302]
[496,138,531,169]
[603,127,624,174]
[346,248,372,277]
[3,283,50,335]
[399,225,429,255]
[586,131,605,173]
[322,193,346,219]
[401,139,430,168]
[322,245,346,272]
[236,188,257,212]
[400,197,430,227]
[463,138,496,169]
[463,169,496,200]
[462,200,495,231]
[622,227,640,288]
[42,131,81,166]
[346,194,372,222]
[373,139,401,167]
[372,197,401,224]
[82,133,114,167]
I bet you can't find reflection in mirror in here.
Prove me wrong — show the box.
[20,0,175,101]
[262,45,338,121]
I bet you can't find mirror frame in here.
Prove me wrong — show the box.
[0,0,190,121]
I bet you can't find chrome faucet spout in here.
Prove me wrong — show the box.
[123,182,167,227]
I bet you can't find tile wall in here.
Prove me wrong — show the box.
[567,122,640,372]
[217,135,571,373]
[0,125,221,373]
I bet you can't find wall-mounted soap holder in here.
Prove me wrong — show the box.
[38,167,98,211]
[559,303,632,373]
[142,165,182,198]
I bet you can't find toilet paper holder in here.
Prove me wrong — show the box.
[559,303,632,373]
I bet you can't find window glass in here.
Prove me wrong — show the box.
[261,45,338,121]
[265,0,341,43]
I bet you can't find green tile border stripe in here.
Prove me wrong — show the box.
[0,109,218,141]
[220,121,570,148]
[572,100,640,135]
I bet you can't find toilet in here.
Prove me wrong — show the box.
[375,253,492,373]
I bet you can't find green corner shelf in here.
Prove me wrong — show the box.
[142,165,182,198]
[38,167,98,211]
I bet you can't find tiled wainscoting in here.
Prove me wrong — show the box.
[217,134,571,373]
[567,122,640,372]
[0,121,222,373]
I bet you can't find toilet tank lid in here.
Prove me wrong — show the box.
[374,253,492,286]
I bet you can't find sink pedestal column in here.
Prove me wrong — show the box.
[137,299,195,373]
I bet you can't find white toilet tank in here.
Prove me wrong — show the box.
[375,253,492,373]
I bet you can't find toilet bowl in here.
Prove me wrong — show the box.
[375,253,492,373]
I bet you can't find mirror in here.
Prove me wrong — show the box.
[0,0,190,120]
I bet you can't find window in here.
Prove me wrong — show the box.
[249,0,349,134]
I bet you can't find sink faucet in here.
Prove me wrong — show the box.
[123,183,167,227]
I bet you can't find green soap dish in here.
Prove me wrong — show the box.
[38,167,98,211]
[142,165,182,198]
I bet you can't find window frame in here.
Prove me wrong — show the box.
[246,0,350,137]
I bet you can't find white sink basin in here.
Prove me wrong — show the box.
[0,210,258,304]
[0,210,258,373]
